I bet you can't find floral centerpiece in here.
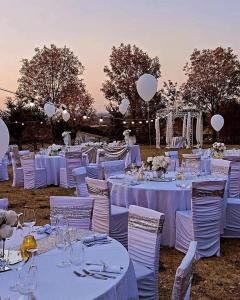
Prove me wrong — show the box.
[147,156,171,178]
[123,129,131,145]
[211,142,226,158]
[48,144,62,156]
[0,210,17,264]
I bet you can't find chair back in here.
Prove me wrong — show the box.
[50,196,93,229]
[211,158,231,178]
[182,154,201,172]
[165,151,179,171]
[0,198,8,210]
[102,160,125,179]
[171,241,197,300]
[20,153,36,189]
[12,145,21,167]
[85,177,110,234]
[72,167,89,197]
[103,146,129,161]
[96,149,106,165]
[191,180,226,258]
[223,156,240,198]
[64,152,84,187]
[86,165,103,179]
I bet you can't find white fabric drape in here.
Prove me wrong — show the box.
[155,118,160,148]
[186,112,191,147]
[196,115,200,144]
[196,112,203,147]
[182,114,187,139]
[166,112,173,147]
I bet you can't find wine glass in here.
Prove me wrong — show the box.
[23,207,36,235]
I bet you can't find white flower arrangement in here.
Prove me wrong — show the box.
[152,156,171,172]
[0,210,17,240]
[62,131,71,137]
[211,142,226,158]
[48,144,62,156]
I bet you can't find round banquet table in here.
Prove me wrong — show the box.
[110,173,223,247]
[35,155,65,185]
[1,229,138,300]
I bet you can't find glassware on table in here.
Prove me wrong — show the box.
[23,207,36,235]
[20,235,37,261]
[70,243,85,266]
[18,264,37,298]
[55,228,70,268]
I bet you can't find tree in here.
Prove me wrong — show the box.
[182,47,240,116]
[102,43,162,120]
[17,44,94,118]
[160,80,182,108]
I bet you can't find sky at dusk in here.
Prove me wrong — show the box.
[0,0,240,112]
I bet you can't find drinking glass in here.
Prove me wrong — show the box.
[23,207,36,235]
[55,228,70,267]
[18,265,37,299]
[70,243,85,267]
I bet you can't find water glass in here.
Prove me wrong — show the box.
[23,207,36,235]
[18,265,37,297]
[70,243,85,266]
[55,228,70,268]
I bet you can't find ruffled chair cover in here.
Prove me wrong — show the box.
[96,148,106,165]
[102,160,126,179]
[171,241,197,300]
[211,158,231,178]
[86,165,103,179]
[182,154,201,172]
[0,158,9,181]
[10,152,24,187]
[102,146,129,161]
[60,152,84,188]
[222,156,240,237]
[20,153,47,189]
[165,151,179,171]
[175,180,226,259]
[50,196,93,229]
[0,198,8,210]
[72,167,89,197]
[128,205,165,300]
[85,177,129,247]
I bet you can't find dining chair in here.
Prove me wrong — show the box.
[102,160,126,179]
[222,156,240,238]
[0,198,8,210]
[86,164,104,179]
[20,153,47,189]
[50,196,93,229]
[211,158,231,178]
[72,167,89,197]
[10,152,24,187]
[0,158,9,181]
[96,148,106,165]
[171,241,197,300]
[128,205,165,300]
[85,177,129,248]
[175,180,226,259]
[165,151,179,171]
[182,154,201,172]
[60,152,84,188]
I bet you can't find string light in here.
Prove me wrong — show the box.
[123,121,126,125]
[73,118,76,121]
[21,122,24,126]
[99,116,103,123]
[29,99,35,108]
[146,120,149,123]
[83,113,87,120]
[139,121,142,124]
[40,121,43,124]
[151,119,154,122]
[131,121,135,125]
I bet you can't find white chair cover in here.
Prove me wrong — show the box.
[60,152,84,188]
[10,152,24,187]
[175,180,226,259]
[96,149,106,165]
[86,164,103,179]
[223,156,240,198]
[72,167,89,197]
[182,154,201,172]
[211,158,231,178]
[85,177,128,247]
[0,159,9,181]
[20,154,47,189]
[0,198,8,210]
[128,205,165,300]
[102,160,126,179]
[50,196,93,229]
[165,151,179,171]
[171,241,197,300]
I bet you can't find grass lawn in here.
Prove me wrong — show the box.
[1,145,240,299]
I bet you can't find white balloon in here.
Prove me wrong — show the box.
[62,110,70,122]
[44,102,55,118]
[211,114,224,132]
[119,98,129,115]
[0,119,9,160]
[136,74,158,102]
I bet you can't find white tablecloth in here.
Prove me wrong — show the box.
[35,155,65,185]
[1,230,138,300]
[110,173,223,247]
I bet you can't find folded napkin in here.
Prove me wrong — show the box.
[109,174,125,179]
[176,183,191,189]
[87,264,122,274]
[37,224,54,235]
[128,180,140,186]
[83,233,108,244]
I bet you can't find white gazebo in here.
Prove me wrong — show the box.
[155,106,203,149]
